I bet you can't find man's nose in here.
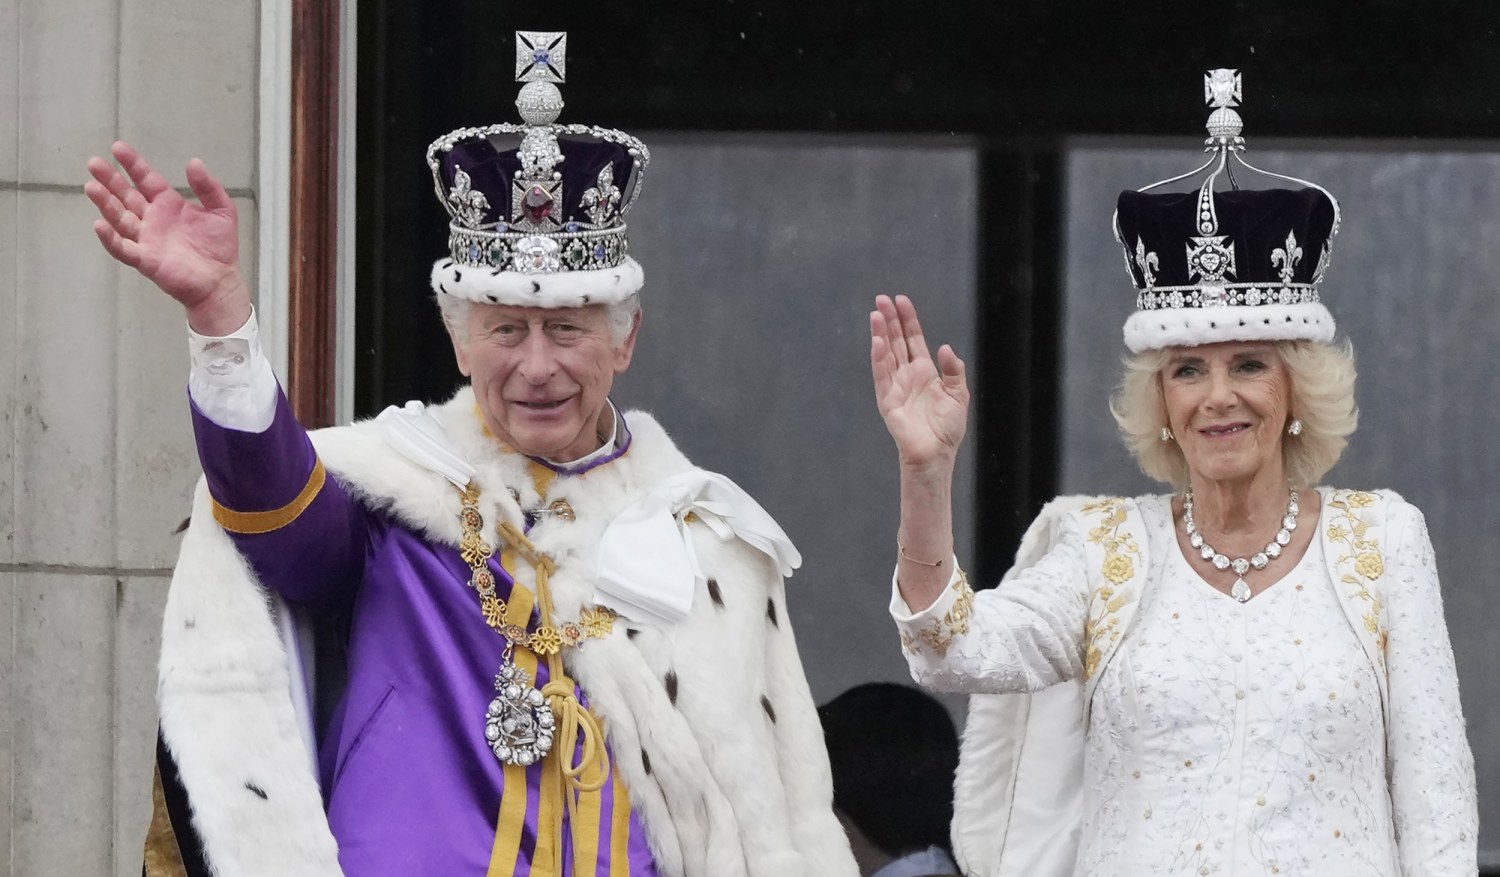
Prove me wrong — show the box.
[516,332,558,382]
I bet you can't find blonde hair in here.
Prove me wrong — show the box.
[1110,339,1358,489]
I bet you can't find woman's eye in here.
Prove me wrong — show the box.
[1171,365,1199,378]
[1237,359,1266,373]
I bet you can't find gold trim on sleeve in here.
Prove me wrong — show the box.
[210,458,328,534]
[909,567,975,657]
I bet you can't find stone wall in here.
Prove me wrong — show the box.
[0,0,259,871]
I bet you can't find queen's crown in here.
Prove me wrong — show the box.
[1113,69,1342,314]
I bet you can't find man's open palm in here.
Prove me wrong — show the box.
[85,141,242,311]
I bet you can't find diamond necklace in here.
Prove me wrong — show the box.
[1182,486,1299,603]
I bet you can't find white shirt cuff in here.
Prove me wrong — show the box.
[888,558,965,623]
[187,308,280,433]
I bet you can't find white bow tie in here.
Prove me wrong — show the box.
[595,469,801,626]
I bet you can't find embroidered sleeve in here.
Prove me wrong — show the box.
[889,516,1091,694]
[1383,503,1478,874]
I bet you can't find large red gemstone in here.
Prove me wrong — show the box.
[522,186,554,225]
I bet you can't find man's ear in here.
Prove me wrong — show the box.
[613,310,643,374]
[449,325,472,377]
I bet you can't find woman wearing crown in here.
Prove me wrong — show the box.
[871,71,1476,877]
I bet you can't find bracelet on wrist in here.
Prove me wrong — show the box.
[898,542,946,568]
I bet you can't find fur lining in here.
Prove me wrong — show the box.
[429,256,644,308]
[157,387,856,877]
[1123,301,1335,353]
[158,485,342,876]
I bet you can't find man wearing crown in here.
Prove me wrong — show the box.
[90,31,858,877]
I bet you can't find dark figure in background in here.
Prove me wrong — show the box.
[820,683,962,877]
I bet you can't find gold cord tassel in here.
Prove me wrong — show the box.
[498,521,612,875]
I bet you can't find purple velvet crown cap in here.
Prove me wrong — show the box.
[439,134,642,231]
[426,30,651,310]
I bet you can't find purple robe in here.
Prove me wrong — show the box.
[192,389,660,876]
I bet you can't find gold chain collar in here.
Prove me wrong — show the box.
[458,483,615,654]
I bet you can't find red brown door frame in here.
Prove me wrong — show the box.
[287,0,340,428]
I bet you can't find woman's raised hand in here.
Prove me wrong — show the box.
[85,142,250,333]
[869,294,970,472]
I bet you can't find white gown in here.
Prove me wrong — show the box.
[1084,532,1396,876]
[891,493,1476,877]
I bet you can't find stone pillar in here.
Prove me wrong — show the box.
[2,0,259,871]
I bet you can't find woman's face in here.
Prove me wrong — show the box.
[1160,341,1292,487]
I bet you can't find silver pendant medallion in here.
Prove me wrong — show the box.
[484,661,556,766]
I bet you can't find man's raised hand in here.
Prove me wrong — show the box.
[85,142,250,334]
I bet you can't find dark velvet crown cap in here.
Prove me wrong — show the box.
[1115,187,1337,291]
[1114,69,1343,353]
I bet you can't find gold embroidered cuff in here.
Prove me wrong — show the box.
[902,566,974,657]
[211,458,328,534]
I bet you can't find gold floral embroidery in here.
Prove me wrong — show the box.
[1354,551,1384,580]
[912,568,975,657]
[1326,490,1388,659]
[1102,553,1135,585]
[1081,498,1142,679]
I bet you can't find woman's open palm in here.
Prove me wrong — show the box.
[869,294,970,468]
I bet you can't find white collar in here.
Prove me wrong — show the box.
[540,398,621,469]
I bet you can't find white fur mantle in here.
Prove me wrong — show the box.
[157,388,856,877]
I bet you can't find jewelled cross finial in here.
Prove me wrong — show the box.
[1204,69,1241,108]
[516,31,567,84]
[1203,69,1245,144]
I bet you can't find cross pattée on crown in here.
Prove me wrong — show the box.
[516,31,567,84]
[1204,68,1241,108]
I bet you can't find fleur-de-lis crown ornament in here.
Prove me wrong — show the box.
[1111,69,1343,354]
[425,31,652,309]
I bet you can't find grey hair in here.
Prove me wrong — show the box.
[436,292,642,346]
[1109,338,1359,489]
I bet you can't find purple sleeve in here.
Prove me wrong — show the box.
[191,386,367,606]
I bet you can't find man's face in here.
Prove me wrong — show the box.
[450,302,638,462]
